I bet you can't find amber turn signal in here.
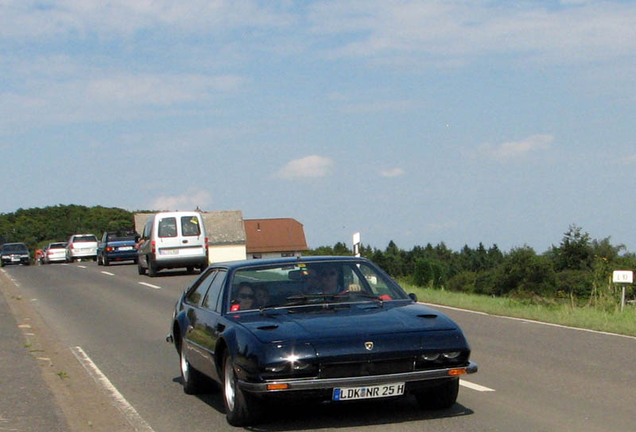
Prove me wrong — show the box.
[267,383,289,391]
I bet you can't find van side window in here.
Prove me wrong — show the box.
[181,216,201,237]
[158,217,178,237]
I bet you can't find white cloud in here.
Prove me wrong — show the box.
[380,168,405,178]
[148,189,212,212]
[476,134,553,162]
[276,155,334,180]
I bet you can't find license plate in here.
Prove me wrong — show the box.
[118,246,133,251]
[160,249,178,255]
[333,383,405,401]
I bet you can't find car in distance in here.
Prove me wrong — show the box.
[0,242,31,266]
[97,230,139,266]
[137,211,208,277]
[65,234,98,262]
[167,256,478,426]
[43,242,67,264]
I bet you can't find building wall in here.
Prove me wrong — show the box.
[209,244,246,264]
[247,251,303,260]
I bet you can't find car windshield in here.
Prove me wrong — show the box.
[228,261,410,312]
[2,243,28,253]
[49,243,67,249]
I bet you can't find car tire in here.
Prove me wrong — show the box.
[223,352,261,426]
[103,256,109,266]
[137,260,146,275]
[180,340,204,395]
[414,378,459,410]
[148,257,158,277]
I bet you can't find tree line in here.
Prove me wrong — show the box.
[2,205,634,306]
[309,225,636,307]
[0,205,137,250]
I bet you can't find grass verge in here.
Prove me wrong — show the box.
[402,282,636,337]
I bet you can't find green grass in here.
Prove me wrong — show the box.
[401,282,636,337]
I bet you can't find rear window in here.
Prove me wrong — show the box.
[158,215,202,238]
[2,243,28,253]
[106,232,137,242]
[74,235,97,242]
[181,216,201,236]
[158,217,178,237]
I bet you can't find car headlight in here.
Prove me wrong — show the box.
[442,351,461,359]
[262,343,317,378]
[421,353,441,361]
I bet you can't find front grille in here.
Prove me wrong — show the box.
[319,358,414,379]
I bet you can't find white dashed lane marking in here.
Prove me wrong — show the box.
[138,282,161,290]
[460,380,495,392]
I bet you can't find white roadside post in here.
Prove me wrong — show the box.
[612,270,633,312]
[353,232,361,258]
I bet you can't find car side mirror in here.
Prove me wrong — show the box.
[409,293,418,302]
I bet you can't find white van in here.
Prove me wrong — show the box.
[137,211,208,277]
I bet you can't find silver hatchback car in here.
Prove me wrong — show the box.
[66,234,98,262]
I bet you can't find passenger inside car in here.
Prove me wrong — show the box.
[254,285,270,308]
[232,282,255,311]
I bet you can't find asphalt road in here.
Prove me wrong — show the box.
[1,262,635,431]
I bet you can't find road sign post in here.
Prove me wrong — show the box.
[612,270,633,312]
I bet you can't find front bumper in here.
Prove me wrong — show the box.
[239,361,478,394]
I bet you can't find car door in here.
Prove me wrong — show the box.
[183,268,228,382]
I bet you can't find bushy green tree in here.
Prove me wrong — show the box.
[493,246,556,297]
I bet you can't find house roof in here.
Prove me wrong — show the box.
[244,218,308,253]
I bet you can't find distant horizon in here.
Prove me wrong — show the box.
[2,203,629,256]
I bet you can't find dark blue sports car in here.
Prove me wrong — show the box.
[167,256,477,426]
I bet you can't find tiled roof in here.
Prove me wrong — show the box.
[244,218,308,253]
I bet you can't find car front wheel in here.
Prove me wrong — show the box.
[223,352,261,426]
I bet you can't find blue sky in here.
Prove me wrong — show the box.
[1,0,635,253]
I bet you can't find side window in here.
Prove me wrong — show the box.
[158,217,177,238]
[181,216,201,237]
[143,217,153,239]
[203,270,227,312]
[185,269,217,306]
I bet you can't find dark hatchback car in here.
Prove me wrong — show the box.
[1,242,31,266]
[97,230,139,266]
[168,256,477,426]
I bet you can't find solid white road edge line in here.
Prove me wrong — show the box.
[71,346,156,432]
[424,302,636,340]
[138,282,161,290]
[460,379,495,392]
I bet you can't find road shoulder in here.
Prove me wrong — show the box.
[0,269,137,432]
